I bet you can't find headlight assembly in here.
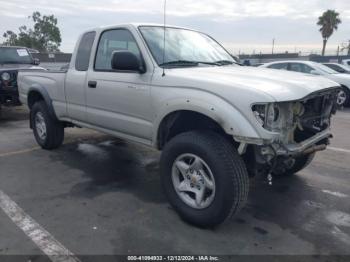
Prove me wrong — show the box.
[1,72,11,81]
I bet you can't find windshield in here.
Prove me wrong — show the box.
[0,47,33,64]
[315,63,339,74]
[139,26,235,67]
[324,64,348,73]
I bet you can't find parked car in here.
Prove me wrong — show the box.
[18,24,340,227]
[341,59,350,68]
[323,63,350,74]
[0,46,42,107]
[260,61,350,107]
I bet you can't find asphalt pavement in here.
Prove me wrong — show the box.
[0,106,349,261]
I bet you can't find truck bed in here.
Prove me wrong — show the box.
[18,69,67,117]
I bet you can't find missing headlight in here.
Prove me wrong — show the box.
[252,103,280,129]
[252,104,266,126]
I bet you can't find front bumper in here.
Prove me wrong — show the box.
[0,87,21,106]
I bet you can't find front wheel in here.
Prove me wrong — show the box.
[160,131,249,227]
[31,101,64,150]
[337,87,349,107]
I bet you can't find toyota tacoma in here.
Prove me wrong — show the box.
[18,24,340,227]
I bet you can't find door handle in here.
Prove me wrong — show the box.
[88,81,97,88]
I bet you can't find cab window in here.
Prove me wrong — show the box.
[75,31,96,71]
[268,63,288,70]
[95,29,141,71]
[289,63,313,74]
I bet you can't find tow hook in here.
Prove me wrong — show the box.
[267,173,273,186]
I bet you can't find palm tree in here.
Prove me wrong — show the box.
[317,10,341,56]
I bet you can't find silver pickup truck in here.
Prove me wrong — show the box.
[18,23,340,227]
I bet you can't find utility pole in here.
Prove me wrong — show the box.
[272,38,275,55]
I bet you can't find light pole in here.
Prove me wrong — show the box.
[272,38,275,55]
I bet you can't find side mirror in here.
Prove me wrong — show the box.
[33,58,40,65]
[111,51,145,73]
[310,70,320,75]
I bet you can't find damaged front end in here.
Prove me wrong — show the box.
[248,87,339,176]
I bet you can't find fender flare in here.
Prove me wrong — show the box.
[27,85,58,127]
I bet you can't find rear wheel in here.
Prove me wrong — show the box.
[31,101,64,150]
[160,131,249,227]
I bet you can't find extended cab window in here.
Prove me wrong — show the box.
[268,63,288,70]
[75,31,96,71]
[95,29,141,71]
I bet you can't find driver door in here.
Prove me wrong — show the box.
[86,28,153,142]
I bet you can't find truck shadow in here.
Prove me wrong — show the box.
[49,135,339,252]
[51,135,319,229]
[245,174,319,230]
[50,137,165,204]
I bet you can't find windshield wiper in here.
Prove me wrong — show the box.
[159,60,235,67]
[160,60,226,67]
[159,60,199,67]
[214,60,237,65]
[196,61,221,66]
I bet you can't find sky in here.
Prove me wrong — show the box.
[0,0,349,55]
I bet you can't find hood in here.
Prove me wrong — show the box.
[164,66,340,101]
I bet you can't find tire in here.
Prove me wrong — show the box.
[160,131,249,227]
[31,101,64,150]
[273,153,315,177]
[337,87,349,108]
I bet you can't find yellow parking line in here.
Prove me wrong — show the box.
[0,139,106,158]
[0,147,41,157]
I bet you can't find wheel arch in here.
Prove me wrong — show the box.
[153,98,259,149]
[27,86,58,128]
